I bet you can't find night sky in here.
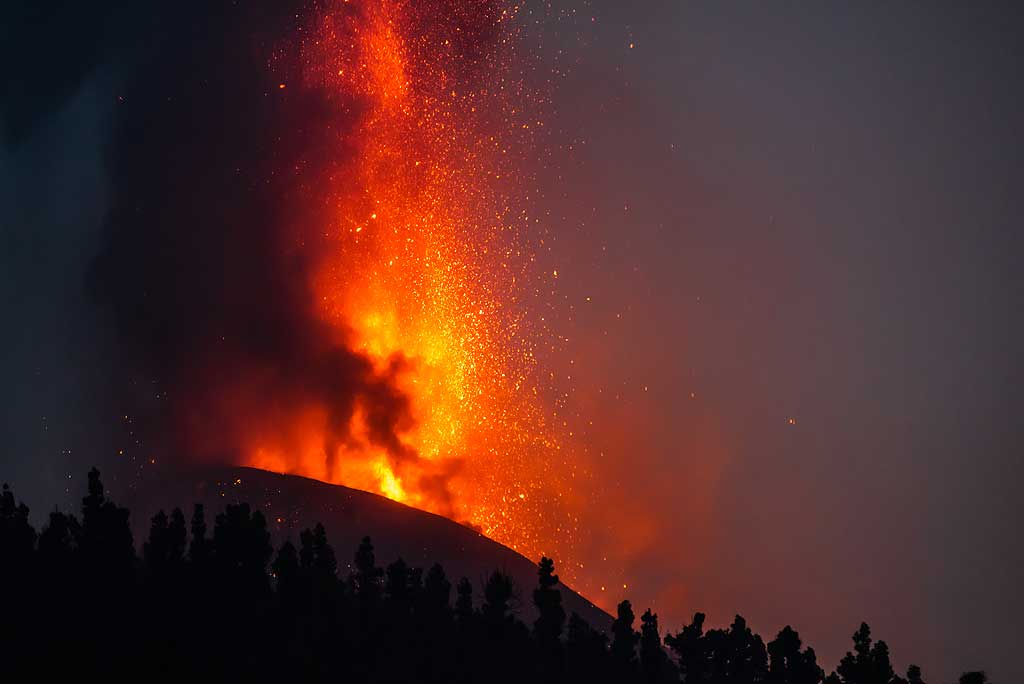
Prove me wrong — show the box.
[2,2,1022,681]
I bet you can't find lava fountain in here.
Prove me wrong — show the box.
[239,0,580,562]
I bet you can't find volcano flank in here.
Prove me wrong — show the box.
[124,466,611,630]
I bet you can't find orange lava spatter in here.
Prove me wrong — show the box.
[244,0,580,566]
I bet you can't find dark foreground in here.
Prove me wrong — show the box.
[0,469,984,684]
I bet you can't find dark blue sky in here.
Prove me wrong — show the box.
[2,2,1022,681]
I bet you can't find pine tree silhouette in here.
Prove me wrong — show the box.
[299,522,337,579]
[213,503,272,580]
[417,562,456,684]
[273,539,300,590]
[640,608,673,684]
[167,507,186,565]
[0,483,37,673]
[79,468,134,575]
[422,562,452,615]
[0,468,971,683]
[188,503,209,564]
[768,625,825,684]
[386,557,413,605]
[481,569,529,684]
[666,611,707,684]
[453,575,478,682]
[456,576,475,624]
[905,664,925,684]
[37,508,79,564]
[144,509,174,572]
[0,482,36,565]
[567,611,609,684]
[353,535,383,604]
[482,569,515,631]
[835,623,898,684]
[533,556,566,682]
[611,599,640,680]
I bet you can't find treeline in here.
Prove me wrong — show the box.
[0,469,986,683]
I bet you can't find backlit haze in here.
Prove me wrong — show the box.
[2,2,1021,681]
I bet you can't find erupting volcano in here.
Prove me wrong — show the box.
[247,0,577,561]
[6,1,1017,679]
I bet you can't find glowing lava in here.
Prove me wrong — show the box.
[245,0,578,563]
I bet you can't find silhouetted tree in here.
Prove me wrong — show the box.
[386,557,413,605]
[273,539,300,589]
[768,625,824,684]
[667,611,707,683]
[34,507,81,660]
[611,599,639,679]
[353,535,383,605]
[168,507,186,563]
[409,565,424,601]
[533,556,566,681]
[37,509,79,563]
[957,672,988,684]
[905,664,925,684]
[834,623,900,684]
[180,501,215,674]
[143,508,185,573]
[270,538,308,676]
[567,611,610,684]
[414,562,455,684]
[205,502,274,676]
[2,468,953,684]
[72,469,136,676]
[299,522,337,579]
[299,526,316,568]
[0,483,36,672]
[79,467,134,574]
[144,509,169,568]
[188,503,209,564]
[453,575,478,682]
[456,576,474,624]
[213,502,272,592]
[380,557,420,681]
[140,506,187,672]
[699,615,768,684]
[422,562,451,615]
[640,608,673,684]
[482,569,515,631]
[480,569,529,684]
[0,483,36,566]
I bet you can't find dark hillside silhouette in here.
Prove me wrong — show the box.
[122,465,611,628]
[0,469,978,683]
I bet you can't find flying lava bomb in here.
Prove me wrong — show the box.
[94,0,583,569]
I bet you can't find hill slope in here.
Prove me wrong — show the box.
[127,466,611,630]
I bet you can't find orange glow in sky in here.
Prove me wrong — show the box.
[243,0,582,567]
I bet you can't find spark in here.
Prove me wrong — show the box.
[243,0,580,568]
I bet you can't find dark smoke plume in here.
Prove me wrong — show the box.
[85,1,424,483]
